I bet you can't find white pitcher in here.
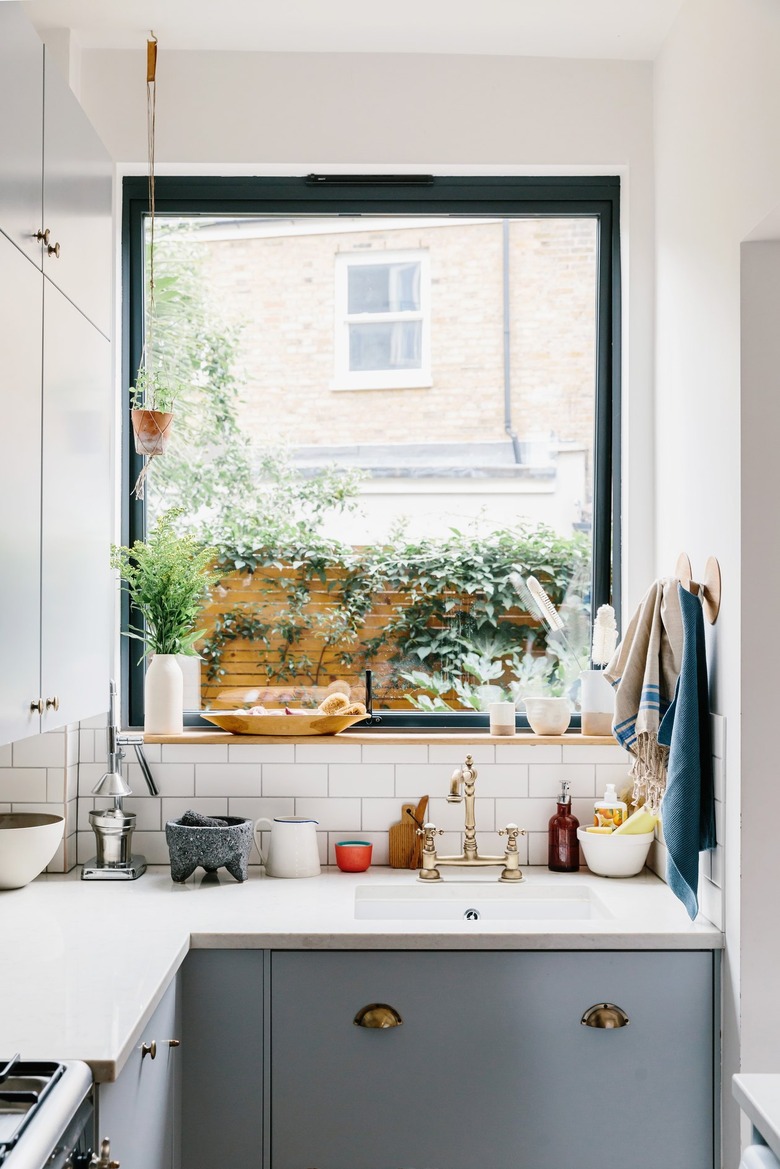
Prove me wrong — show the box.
[254,816,321,878]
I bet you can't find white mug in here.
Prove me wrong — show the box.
[254,816,321,878]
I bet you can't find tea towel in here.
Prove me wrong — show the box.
[657,584,716,919]
[604,578,684,810]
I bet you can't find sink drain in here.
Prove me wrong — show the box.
[463,907,481,921]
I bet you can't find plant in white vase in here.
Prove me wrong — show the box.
[111,510,220,734]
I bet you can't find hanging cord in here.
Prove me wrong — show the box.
[134,33,158,502]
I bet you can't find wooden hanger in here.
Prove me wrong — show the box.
[674,553,721,624]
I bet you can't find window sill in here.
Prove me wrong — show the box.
[142,730,617,747]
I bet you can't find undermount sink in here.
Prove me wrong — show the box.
[354,882,611,921]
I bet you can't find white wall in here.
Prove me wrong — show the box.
[75,47,656,614]
[655,0,780,1160]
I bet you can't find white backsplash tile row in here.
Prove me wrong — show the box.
[12,731,66,768]
[195,762,261,798]
[0,768,48,803]
[329,763,395,797]
[228,744,294,764]
[528,763,595,798]
[0,745,12,768]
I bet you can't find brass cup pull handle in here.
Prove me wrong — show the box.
[581,1002,630,1029]
[34,228,50,245]
[45,696,60,712]
[30,699,43,714]
[353,1003,403,1029]
[47,241,61,259]
[141,1040,157,1059]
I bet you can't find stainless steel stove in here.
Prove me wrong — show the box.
[0,1057,95,1169]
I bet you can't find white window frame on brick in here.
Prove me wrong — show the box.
[333,250,432,391]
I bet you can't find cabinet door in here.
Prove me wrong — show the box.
[0,3,44,267]
[42,51,112,338]
[97,974,181,1169]
[40,282,112,731]
[0,233,43,743]
[181,951,265,1169]
[271,951,714,1169]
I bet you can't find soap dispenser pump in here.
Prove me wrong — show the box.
[548,780,580,872]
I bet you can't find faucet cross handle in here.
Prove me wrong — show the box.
[417,822,444,851]
[499,823,525,851]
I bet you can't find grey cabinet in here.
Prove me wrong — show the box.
[97,973,182,1169]
[181,951,265,1169]
[271,950,716,1169]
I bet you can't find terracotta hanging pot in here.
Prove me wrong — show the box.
[131,407,174,456]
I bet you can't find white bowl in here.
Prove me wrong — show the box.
[524,696,571,735]
[0,813,64,889]
[577,826,655,878]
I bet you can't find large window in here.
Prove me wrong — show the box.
[123,177,620,728]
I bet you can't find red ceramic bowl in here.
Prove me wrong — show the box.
[335,840,373,872]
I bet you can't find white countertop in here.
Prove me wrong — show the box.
[734,1075,780,1162]
[0,865,721,1081]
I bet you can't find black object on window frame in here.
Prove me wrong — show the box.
[122,174,621,730]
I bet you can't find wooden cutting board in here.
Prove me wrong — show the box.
[388,796,429,868]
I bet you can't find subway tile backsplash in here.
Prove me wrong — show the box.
[0,713,726,924]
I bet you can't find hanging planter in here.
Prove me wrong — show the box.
[132,407,174,456]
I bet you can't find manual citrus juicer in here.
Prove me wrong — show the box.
[81,681,160,880]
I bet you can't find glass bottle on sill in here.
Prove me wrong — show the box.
[548,779,580,872]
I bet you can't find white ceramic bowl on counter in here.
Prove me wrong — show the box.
[577,826,655,878]
[0,813,64,889]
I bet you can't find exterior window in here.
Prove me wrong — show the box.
[123,177,620,729]
[334,252,431,389]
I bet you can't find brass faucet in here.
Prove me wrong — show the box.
[417,754,525,882]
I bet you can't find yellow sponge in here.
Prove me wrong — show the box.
[613,807,657,835]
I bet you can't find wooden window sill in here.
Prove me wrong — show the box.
[142,730,617,747]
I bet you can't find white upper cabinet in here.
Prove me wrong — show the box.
[0,5,44,267]
[0,233,43,743]
[43,48,113,338]
[40,281,112,730]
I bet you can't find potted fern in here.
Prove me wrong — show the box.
[111,510,220,734]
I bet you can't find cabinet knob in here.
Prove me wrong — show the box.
[47,240,61,259]
[45,696,60,712]
[167,1038,181,1048]
[353,1003,403,1029]
[30,699,43,714]
[34,228,51,245]
[581,1002,630,1029]
[91,1139,119,1168]
[141,1040,157,1060]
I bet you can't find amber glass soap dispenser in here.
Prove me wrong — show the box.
[548,779,580,872]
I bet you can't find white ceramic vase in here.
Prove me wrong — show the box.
[145,653,184,735]
[579,669,615,736]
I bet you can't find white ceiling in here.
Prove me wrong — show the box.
[23,0,685,58]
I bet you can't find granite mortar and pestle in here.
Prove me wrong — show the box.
[165,810,254,883]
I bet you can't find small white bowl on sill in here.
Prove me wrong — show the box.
[0,813,64,889]
[577,826,655,878]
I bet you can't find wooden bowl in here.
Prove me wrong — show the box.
[201,711,367,736]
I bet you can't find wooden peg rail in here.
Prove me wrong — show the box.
[674,553,722,624]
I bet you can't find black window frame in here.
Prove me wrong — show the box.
[122,174,621,730]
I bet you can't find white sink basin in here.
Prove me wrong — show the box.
[354,883,611,921]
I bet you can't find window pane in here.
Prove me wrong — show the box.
[348,261,421,313]
[349,320,422,371]
[142,214,599,716]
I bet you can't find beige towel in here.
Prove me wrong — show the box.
[604,579,683,809]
